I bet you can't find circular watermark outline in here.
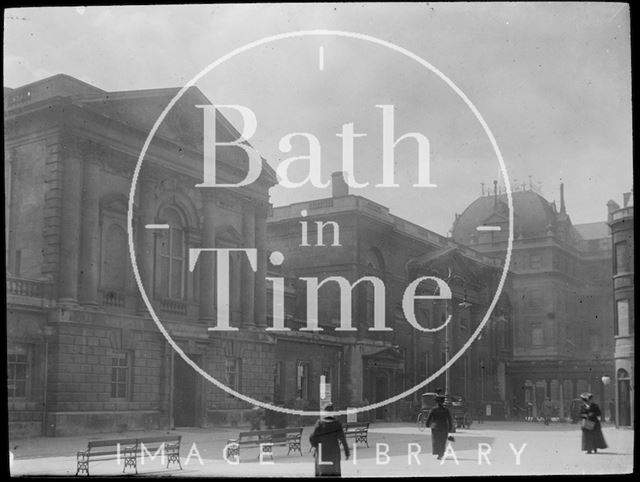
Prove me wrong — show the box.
[127,29,513,418]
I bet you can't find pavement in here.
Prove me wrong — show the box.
[8,421,634,477]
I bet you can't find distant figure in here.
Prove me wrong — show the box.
[264,397,276,429]
[541,397,554,425]
[526,401,534,421]
[272,400,288,429]
[426,395,453,460]
[511,397,522,419]
[579,393,607,454]
[309,405,350,477]
[249,405,263,431]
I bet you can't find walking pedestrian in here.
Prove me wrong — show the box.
[249,405,263,431]
[426,394,453,460]
[264,396,276,429]
[579,393,607,454]
[542,397,553,425]
[309,405,350,476]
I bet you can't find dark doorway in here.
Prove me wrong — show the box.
[375,373,388,420]
[173,354,200,427]
[618,378,631,426]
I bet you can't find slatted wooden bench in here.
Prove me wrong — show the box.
[76,435,182,476]
[225,427,303,460]
[135,436,182,473]
[344,421,370,447]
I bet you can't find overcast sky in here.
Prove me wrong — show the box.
[4,3,632,236]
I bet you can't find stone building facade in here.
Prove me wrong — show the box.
[266,173,512,421]
[451,183,615,419]
[5,74,277,437]
[608,191,634,427]
[5,73,620,438]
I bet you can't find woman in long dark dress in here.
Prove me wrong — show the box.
[579,393,607,454]
[426,395,453,460]
[309,405,350,476]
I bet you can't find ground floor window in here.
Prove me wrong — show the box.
[8,344,30,399]
[225,357,241,394]
[297,361,310,400]
[111,351,131,399]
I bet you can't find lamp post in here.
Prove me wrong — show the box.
[444,298,451,397]
[444,283,471,401]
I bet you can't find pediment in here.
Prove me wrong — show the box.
[364,346,404,361]
[79,87,276,185]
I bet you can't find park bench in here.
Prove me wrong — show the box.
[225,427,303,460]
[344,421,370,447]
[76,435,182,476]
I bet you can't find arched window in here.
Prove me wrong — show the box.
[155,207,186,300]
[101,224,127,291]
[617,368,630,379]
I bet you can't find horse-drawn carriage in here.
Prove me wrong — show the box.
[417,392,473,432]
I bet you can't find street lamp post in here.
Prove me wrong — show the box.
[444,299,451,397]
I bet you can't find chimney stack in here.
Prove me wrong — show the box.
[331,171,349,198]
[560,183,566,214]
[623,192,631,207]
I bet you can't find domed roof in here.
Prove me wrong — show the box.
[452,190,558,245]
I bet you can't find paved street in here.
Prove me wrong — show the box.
[9,421,633,477]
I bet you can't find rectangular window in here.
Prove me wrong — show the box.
[531,324,544,346]
[154,209,186,300]
[615,242,630,274]
[296,361,310,400]
[8,344,29,398]
[226,357,241,393]
[616,299,629,336]
[111,352,130,399]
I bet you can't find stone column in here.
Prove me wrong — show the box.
[136,175,156,314]
[199,189,216,323]
[78,152,101,306]
[254,202,268,327]
[58,138,83,304]
[242,200,256,327]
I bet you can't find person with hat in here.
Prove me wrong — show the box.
[426,395,453,460]
[309,404,350,476]
[541,396,554,426]
[579,393,607,454]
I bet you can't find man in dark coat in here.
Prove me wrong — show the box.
[541,397,554,425]
[426,395,453,460]
[579,393,607,454]
[309,405,350,476]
